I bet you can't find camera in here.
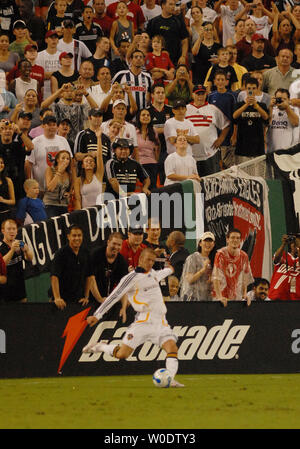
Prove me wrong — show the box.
[19,241,25,248]
[286,234,296,245]
[275,97,283,104]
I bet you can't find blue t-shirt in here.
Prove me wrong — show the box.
[16,197,47,222]
[208,90,236,145]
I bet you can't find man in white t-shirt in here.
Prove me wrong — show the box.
[101,99,138,157]
[36,30,61,100]
[267,88,299,153]
[164,133,200,186]
[88,66,112,108]
[141,0,162,27]
[214,0,243,46]
[164,98,199,155]
[25,115,72,195]
[57,19,92,72]
[186,84,230,176]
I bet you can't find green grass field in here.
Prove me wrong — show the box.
[1,373,300,429]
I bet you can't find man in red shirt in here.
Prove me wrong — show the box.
[92,0,114,37]
[120,226,147,271]
[269,234,300,300]
[106,0,145,33]
[212,227,253,306]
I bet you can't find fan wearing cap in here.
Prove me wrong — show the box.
[25,114,73,195]
[105,138,151,199]
[16,111,35,149]
[235,17,275,63]
[9,20,37,59]
[240,33,276,72]
[101,99,138,158]
[36,30,61,100]
[100,81,137,123]
[180,231,216,301]
[74,107,111,174]
[50,52,78,94]
[120,225,147,271]
[57,19,92,72]
[164,98,199,156]
[185,84,230,176]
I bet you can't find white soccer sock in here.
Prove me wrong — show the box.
[99,343,118,357]
[166,354,178,379]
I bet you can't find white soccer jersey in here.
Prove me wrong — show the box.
[94,267,172,322]
[185,102,230,160]
[267,106,300,153]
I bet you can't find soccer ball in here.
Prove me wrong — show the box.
[152,368,172,388]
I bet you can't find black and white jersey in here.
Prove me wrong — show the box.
[73,128,111,175]
[111,69,152,110]
[105,157,149,194]
[74,21,103,54]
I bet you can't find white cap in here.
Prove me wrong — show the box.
[113,99,126,108]
[199,231,215,241]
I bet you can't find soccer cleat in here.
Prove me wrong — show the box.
[170,379,185,388]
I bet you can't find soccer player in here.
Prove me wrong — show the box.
[83,247,184,388]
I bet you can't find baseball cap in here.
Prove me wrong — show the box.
[45,30,59,39]
[199,231,215,241]
[193,84,206,94]
[172,99,186,109]
[88,108,103,117]
[251,33,265,42]
[112,138,132,150]
[128,225,144,235]
[24,44,38,53]
[42,115,57,124]
[59,52,73,61]
[113,99,126,108]
[13,20,26,30]
[18,111,33,120]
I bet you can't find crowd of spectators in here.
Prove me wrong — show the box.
[0,0,298,304]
